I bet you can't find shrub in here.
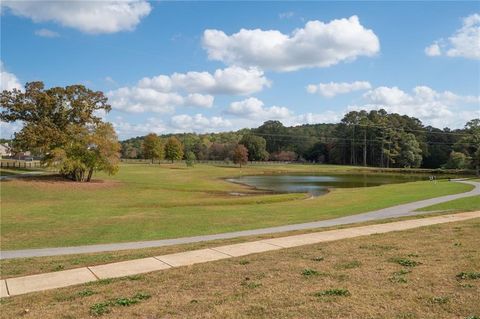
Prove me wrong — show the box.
[456,272,480,280]
[90,302,110,316]
[302,268,319,276]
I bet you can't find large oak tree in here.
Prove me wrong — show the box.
[1,81,121,182]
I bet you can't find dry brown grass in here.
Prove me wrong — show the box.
[1,218,479,319]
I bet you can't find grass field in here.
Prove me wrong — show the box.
[1,217,478,318]
[419,196,480,212]
[0,163,475,250]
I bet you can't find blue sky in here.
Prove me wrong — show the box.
[1,1,479,139]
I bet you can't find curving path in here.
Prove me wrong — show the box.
[1,180,478,260]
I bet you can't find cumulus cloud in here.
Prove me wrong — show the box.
[202,15,380,71]
[307,81,371,98]
[224,97,345,129]
[184,94,215,108]
[107,87,213,113]
[424,43,441,56]
[349,85,480,128]
[291,111,343,125]
[139,66,270,95]
[170,114,232,132]
[425,13,480,59]
[34,28,60,38]
[108,66,270,113]
[111,117,167,138]
[2,0,151,34]
[226,97,292,120]
[0,121,23,139]
[0,61,22,91]
[110,114,232,138]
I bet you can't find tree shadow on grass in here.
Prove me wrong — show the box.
[2,174,120,190]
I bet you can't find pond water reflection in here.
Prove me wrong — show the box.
[230,174,426,197]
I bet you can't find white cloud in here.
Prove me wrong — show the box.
[291,111,343,125]
[224,97,345,129]
[111,117,167,138]
[202,15,380,71]
[349,85,480,128]
[170,114,232,132]
[107,87,180,113]
[307,81,371,98]
[278,11,294,19]
[0,121,23,139]
[2,0,151,34]
[109,66,270,114]
[139,66,270,95]
[104,76,117,86]
[107,87,213,113]
[110,114,232,138]
[0,61,22,91]
[138,75,173,92]
[34,28,60,38]
[424,43,441,56]
[226,97,293,120]
[184,94,215,108]
[425,13,480,60]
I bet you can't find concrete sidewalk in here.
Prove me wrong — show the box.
[1,211,478,298]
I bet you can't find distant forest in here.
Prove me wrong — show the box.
[121,109,480,171]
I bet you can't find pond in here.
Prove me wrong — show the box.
[229,174,427,197]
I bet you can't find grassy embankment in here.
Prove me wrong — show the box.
[1,218,478,318]
[0,163,475,250]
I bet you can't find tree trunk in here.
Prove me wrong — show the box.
[351,125,356,165]
[380,139,384,168]
[371,143,375,167]
[387,140,391,168]
[86,168,94,182]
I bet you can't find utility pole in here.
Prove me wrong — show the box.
[363,127,367,167]
[351,124,356,165]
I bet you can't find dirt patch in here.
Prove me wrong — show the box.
[4,175,121,190]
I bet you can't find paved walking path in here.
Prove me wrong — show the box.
[1,211,479,298]
[2,180,478,260]
[0,171,45,181]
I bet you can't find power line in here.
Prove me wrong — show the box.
[251,132,474,146]
[339,122,470,137]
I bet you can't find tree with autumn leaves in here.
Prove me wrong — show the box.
[142,133,164,164]
[165,136,184,163]
[1,82,121,182]
[233,144,248,167]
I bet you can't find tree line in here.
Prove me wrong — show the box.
[122,110,480,173]
[1,82,479,183]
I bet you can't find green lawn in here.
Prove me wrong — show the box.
[418,195,480,212]
[0,163,474,250]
